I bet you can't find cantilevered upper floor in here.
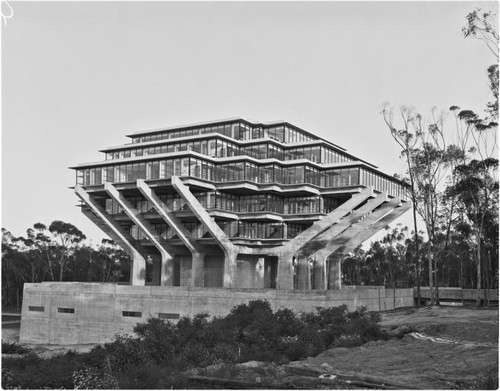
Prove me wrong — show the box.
[71,118,407,200]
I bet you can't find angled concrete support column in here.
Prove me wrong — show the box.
[330,201,412,259]
[171,176,238,288]
[137,179,208,287]
[104,183,174,286]
[75,185,147,286]
[282,187,374,256]
[298,192,389,259]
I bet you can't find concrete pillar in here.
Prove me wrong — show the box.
[254,257,265,289]
[277,252,294,290]
[223,249,237,288]
[191,253,205,287]
[313,254,327,290]
[296,256,310,290]
[130,253,147,286]
[161,252,174,286]
[151,256,161,286]
[328,255,342,290]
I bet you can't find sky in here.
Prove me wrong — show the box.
[2,1,498,245]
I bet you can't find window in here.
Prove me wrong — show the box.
[122,311,142,317]
[29,306,44,312]
[58,307,75,313]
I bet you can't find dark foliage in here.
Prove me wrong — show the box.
[2,341,33,355]
[1,300,384,389]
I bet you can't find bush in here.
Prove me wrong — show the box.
[2,368,14,389]
[133,317,177,363]
[73,366,119,389]
[0,301,387,389]
[1,341,32,355]
[97,333,150,372]
[2,351,86,389]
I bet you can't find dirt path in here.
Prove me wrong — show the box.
[290,306,498,389]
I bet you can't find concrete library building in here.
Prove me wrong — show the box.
[20,119,414,344]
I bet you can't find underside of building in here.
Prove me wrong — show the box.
[71,118,411,291]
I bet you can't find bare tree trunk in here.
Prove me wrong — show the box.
[434,245,439,305]
[476,239,482,306]
[428,240,434,306]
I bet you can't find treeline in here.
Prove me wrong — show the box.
[343,225,496,292]
[1,222,131,310]
[2,218,498,311]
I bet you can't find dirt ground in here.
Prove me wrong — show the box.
[289,306,498,389]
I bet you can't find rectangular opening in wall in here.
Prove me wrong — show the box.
[28,306,44,312]
[58,307,75,314]
[122,311,142,317]
[158,313,180,320]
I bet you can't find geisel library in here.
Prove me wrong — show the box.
[20,118,414,345]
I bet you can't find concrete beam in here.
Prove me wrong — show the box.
[298,192,389,259]
[283,187,374,256]
[315,198,403,260]
[103,183,174,286]
[171,176,238,288]
[136,179,205,255]
[75,185,147,286]
[329,200,412,259]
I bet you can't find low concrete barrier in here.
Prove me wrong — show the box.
[415,287,499,304]
[20,282,414,345]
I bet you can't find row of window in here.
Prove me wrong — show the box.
[28,306,74,313]
[107,138,352,165]
[130,221,311,240]
[131,122,316,145]
[77,157,406,199]
[28,306,179,320]
[105,193,343,216]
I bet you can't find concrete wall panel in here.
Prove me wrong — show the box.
[20,283,415,345]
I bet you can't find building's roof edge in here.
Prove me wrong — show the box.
[124,117,348,152]
[125,117,251,138]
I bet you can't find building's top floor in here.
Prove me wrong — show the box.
[96,118,375,168]
[72,118,408,199]
[125,118,339,147]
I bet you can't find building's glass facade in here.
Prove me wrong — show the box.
[75,119,407,241]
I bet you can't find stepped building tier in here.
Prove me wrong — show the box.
[71,118,410,290]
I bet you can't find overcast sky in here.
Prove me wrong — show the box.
[2,1,497,244]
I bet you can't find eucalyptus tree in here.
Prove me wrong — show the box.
[381,106,451,305]
[48,220,86,281]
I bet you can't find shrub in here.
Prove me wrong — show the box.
[134,317,177,363]
[72,366,119,389]
[176,340,218,369]
[97,334,149,372]
[1,368,14,389]
[1,341,32,355]
[2,351,86,389]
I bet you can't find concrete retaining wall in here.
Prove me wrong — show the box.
[20,282,414,345]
